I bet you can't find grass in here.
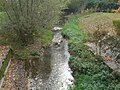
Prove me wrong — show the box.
[78,13,120,36]
[0,12,6,27]
[0,12,5,19]
[0,49,12,80]
[62,15,87,45]
[39,29,52,47]
[0,12,8,45]
[12,30,52,60]
[113,20,120,35]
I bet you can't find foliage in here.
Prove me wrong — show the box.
[11,30,52,60]
[68,0,85,12]
[0,12,6,29]
[0,0,69,60]
[92,25,108,42]
[101,36,120,63]
[113,20,120,35]
[62,15,120,90]
[0,11,53,60]
[68,0,117,13]
[38,29,52,47]
[62,15,87,45]
[0,49,12,80]
[0,0,69,46]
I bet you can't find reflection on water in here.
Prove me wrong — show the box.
[25,48,51,90]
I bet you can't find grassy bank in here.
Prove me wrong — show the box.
[62,14,120,90]
[0,49,12,80]
[78,13,120,37]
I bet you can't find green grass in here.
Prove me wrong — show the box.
[113,20,120,35]
[0,49,12,80]
[0,12,8,45]
[62,15,87,47]
[62,14,120,90]
[0,12,5,18]
[40,30,52,47]
[0,12,6,26]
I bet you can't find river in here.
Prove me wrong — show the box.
[26,28,74,90]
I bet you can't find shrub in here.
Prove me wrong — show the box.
[0,0,69,46]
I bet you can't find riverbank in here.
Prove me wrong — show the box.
[62,14,120,90]
[1,59,27,90]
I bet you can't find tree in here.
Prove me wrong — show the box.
[0,0,69,45]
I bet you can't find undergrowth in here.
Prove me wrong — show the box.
[62,15,120,90]
[0,49,12,80]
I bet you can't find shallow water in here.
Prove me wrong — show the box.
[26,31,74,90]
[25,48,51,90]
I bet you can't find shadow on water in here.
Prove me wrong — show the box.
[25,48,51,81]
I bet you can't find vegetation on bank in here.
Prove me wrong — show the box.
[0,0,68,46]
[113,20,120,35]
[0,49,12,80]
[62,14,120,90]
[0,0,68,60]
[0,0,120,89]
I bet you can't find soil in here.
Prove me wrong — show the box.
[1,59,28,90]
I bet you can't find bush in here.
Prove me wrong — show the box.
[0,0,68,46]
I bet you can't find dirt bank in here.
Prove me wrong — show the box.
[1,59,27,90]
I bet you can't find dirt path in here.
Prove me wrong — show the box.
[1,59,28,90]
